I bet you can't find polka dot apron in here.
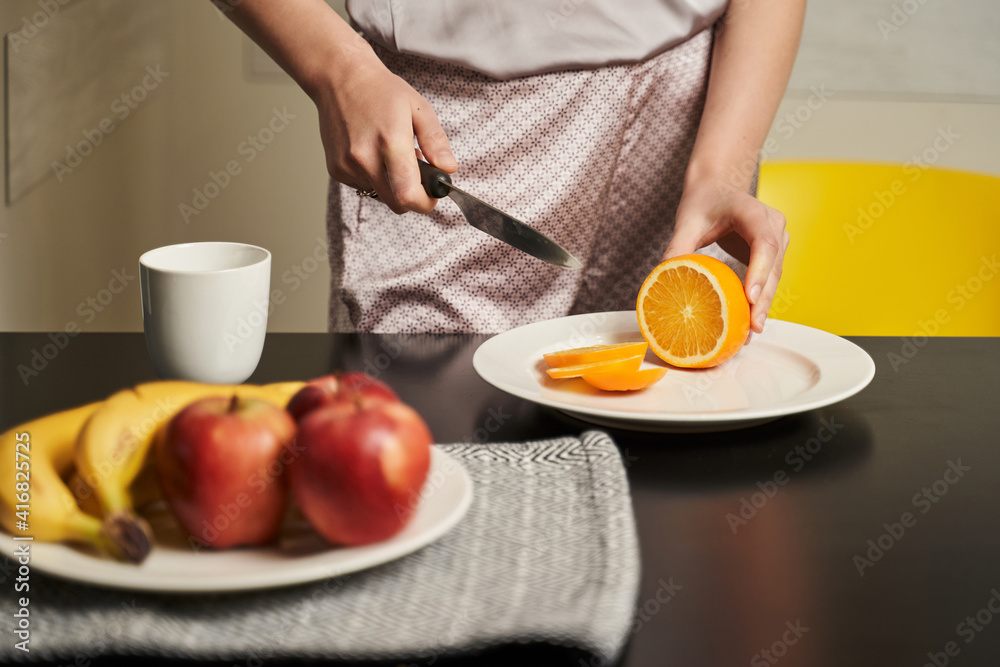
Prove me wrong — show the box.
[327,26,745,333]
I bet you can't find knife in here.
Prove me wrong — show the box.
[417,160,583,270]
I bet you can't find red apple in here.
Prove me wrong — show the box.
[286,372,398,422]
[290,397,432,546]
[155,395,296,550]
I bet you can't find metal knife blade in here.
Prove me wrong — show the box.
[418,160,583,270]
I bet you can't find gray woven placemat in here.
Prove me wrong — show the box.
[1,430,640,663]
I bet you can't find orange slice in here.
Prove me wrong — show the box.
[545,355,644,380]
[543,342,648,367]
[636,254,750,368]
[582,367,668,392]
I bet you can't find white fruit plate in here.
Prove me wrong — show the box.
[0,447,472,593]
[473,312,875,432]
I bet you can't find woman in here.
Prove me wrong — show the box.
[222,0,803,334]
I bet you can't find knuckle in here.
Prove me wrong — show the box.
[773,209,788,230]
[344,146,368,170]
[413,92,435,111]
[752,199,772,222]
[737,198,768,227]
[376,127,412,153]
[758,235,782,254]
[422,126,448,143]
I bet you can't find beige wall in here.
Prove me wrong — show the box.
[1,1,997,333]
[765,95,999,176]
[0,0,329,333]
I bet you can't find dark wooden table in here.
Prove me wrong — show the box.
[2,332,999,667]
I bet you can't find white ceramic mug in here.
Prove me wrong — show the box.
[139,242,271,384]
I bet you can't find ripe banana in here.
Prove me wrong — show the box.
[70,455,162,519]
[74,380,304,562]
[0,402,118,554]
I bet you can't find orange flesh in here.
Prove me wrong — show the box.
[545,355,644,380]
[641,265,724,359]
[543,342,648,367]
[637,254,749,369]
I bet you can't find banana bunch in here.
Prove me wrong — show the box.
[0,380,303,563]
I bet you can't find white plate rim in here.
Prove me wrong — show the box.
[0,447,473,593]
[473,312,875,428]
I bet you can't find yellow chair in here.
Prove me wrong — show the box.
[757,162,1000,336]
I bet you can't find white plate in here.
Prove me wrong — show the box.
[0,447,472,593]
[473,312,875,432]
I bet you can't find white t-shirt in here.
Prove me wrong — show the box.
[346,0,729,79]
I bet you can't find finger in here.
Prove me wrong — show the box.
[326,153,370,193]
[734,204,786,306]
[412,97,457,173]
[338,167,375,193]
[665,200,734,261]
[365,173,405,214]
[333,138,388,201]
[758,227,790,329]
[749,264,782,333]
[363,150,407,215]
[663,219,710,261]
[382,137,437,214]
[747,228,787,333]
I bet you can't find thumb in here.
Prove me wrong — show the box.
[663,222,705,261]
[412,101,457,173]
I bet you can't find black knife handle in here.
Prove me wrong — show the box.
[418,159,452,199]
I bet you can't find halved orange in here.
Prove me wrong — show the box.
[636,254,750,368]
[543,342,648,368]
[545,355,644,380]
[581,367,668,391]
